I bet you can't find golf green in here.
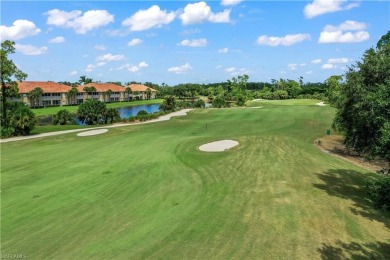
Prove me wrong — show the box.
[1,100,389,259]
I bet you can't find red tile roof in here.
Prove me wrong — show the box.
[17,81,71,93]
[78,83,125,92]
[128,84,157,92]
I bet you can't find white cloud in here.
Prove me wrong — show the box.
[221,0,244,6]
[127,38,143,47]
[225,67,249,76]
[218,47,229,53]
[96,62,106,67]
[49,36,65,43]
[324,20,367,32]
[122,5,175,31]
[311,59,322,64]
[168,63,193,74]
[96,53,125,62]
[70,70,78,76]
[300,63,306,67]
[128,66,139,72]
[138,61,148,68]
[45,9,81,26]
[225,67,236,73]
[216,65,223,69]
[306,71,313,74]
[85,64,95,72]
[45,9,114,34]
[95,44,106,51]
[257,33,311,46]
[179,38,208,47]
[304,0,360,19]
[288,64,298,71]
[15,44,47,55]
[0,20,41,40]
[319,20,369,43]
[180,2,230,25]
[322,63,335,69]
[328,58,349,64]
[125,61,149,73]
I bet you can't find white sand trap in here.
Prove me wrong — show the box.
[316,101,326,106]
[252,98,264,101]
[77,129,108,136]
[250,106,263,109]
[199,140,239,152]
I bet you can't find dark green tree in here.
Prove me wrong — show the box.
[1,40,28,129]
[333,31,390,169]
[53,109,75,125]
[79,75,92,85]
[77,99,107,125]
[8,102,37,136]
[159,96,176,111]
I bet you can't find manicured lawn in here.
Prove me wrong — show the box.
[1,100,389,259]
[31,99,163,116]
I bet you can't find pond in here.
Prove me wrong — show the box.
[117,104,160,118]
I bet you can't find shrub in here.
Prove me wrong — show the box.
[235,95,246,106]
[160,96,176,112]
[1,102,37,137]
[137,110,148,116]
[194,99,206,108]
[366,176,390,211]
[104,108,120,124]
[212,95,226,108]
[77,99,106,125]
[53,109,75,125]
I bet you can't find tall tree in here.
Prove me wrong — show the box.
[79,75,93,85]
[333,31,390,168]
[1,40,28,128]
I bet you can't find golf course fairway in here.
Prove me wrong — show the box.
[1,100,389,259]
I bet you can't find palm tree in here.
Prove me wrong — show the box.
[125,87,132,101]
[67,87,78,105]
[133,91,139,100]
[83,86,96,99]
[146,88,152,100]
[79,75,93,85]
[28,87,43,108]
[105,89,113,103]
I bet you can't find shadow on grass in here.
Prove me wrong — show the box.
[318,240,390,259]
[313,169,390,229]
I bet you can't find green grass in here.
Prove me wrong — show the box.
[2,100,389,259]
[31,99,163,116]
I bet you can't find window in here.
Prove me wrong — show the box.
[52,100,60,105]
[77,99,83,104]
[43,100,51,107]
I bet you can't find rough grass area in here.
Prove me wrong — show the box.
[2,100,389,259]
[31,99,163,116]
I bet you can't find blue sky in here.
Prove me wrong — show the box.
[1,0,389,85]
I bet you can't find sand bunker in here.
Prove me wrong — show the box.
[316,102,326,106]
[250,106,263,109]
[199,140,239,152]
[77,129,108,136]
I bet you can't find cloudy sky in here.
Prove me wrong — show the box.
[1,0,389,85]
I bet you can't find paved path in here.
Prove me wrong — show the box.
[0,109,193,143]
